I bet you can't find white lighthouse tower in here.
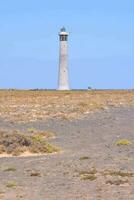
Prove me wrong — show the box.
[58,27,70,90]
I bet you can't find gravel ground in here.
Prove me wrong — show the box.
[0,107,134,200]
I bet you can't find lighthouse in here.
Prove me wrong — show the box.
[58,27,70,90]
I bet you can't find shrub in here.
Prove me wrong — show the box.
[116,139,132,146]
[32,135,43,142]
[4,167,16,172]
[6,181,17,188]
[79,156,89,161]
[27,127,37,133]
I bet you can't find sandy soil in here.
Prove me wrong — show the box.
[0,107,134,200]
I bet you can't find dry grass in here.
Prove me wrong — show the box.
[0,131,60,156]
[0,90,134,123]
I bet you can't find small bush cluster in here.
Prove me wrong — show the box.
[0,131,60,156]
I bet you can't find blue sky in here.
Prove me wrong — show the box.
[0,0,134,89]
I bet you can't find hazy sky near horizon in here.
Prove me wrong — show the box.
[0,0,134,89]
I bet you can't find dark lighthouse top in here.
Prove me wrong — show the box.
[59,27,69,41]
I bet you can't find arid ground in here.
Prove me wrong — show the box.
[0,90,134,200]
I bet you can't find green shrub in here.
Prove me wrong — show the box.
[116,139,132,146]
[6,181,17,188]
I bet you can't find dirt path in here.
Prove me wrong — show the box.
[0,107,134,200]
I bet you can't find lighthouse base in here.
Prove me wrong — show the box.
[58,86,70,91]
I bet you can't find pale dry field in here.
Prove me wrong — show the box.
[0,90,134,123]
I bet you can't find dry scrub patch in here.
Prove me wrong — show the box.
[4,167,16,172]
[30,171,41,177]
[103,170,134,177]
[77,168,134,183]
[0,90,134,123]
[106,179,129,185]
[79,168,97,181]
[0,131,60,156]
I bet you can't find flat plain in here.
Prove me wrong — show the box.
[0,90,134,200]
